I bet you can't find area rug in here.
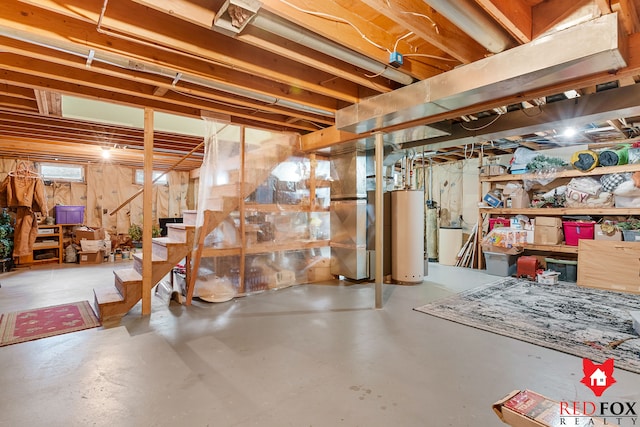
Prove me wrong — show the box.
[0,301,100,347]
[414,278,640,374]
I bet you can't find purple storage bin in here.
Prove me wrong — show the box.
[55,205,85,225]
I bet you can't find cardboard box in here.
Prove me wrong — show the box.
[533,217,563,245]
[594,229,622,241]
[78,251,103,265]
[75,228,105,241]
[494,390,615,427]
[307,266,334,282]
[480,164,507,177]
[502,182,530,209]
[537,271,560,285]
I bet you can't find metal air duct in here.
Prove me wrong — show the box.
[336,14,627,135]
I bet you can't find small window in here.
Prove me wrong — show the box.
[135,170,168,185]
[39,163,84,182]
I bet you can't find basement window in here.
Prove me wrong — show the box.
[39,163,85,182]
[134,170,168,186]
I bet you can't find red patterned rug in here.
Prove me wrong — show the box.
[0,301,101,347]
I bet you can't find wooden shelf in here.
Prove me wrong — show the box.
[244,203,329,213]
[522,243,578,254]
[32,243,60,250]
[480,163,640,183]
[32,257,60,264]
[201,247,242,257]
[200,240,329,257]
[479,207,640,216]
[33,224,63,265]
[246,239,329,254]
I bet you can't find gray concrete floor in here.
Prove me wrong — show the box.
[0,261,639,427]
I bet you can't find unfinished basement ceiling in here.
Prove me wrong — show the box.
[0,0,639,167]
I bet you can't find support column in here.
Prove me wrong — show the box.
[142,107,154,315]
[375,132,384,309]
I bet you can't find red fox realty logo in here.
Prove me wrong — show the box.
[580,358,617,397]
[559,358,638,426]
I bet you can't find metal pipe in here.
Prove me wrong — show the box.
[251,14,414,86]
[422,0,513,53]
[374,132,384,309]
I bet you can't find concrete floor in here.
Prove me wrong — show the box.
[0,261,639,427]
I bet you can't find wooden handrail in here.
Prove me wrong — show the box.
[109,124,228,216]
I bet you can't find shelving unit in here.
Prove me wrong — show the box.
[478,163,640,269]
[32,224,63,264]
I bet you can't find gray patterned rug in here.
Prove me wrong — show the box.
[414,277,640,374]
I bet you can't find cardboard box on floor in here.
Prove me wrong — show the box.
[78,250,103,265]
[493,390,617,427]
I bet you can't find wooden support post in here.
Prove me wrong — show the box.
[142,107,154,316]
[239,126,246,294]
[375,132,384,309]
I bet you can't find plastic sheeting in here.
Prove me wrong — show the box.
[192,120,331,300]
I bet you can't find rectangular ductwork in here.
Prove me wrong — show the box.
[336,13,627,134]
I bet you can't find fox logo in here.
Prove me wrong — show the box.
[580,358,616,397]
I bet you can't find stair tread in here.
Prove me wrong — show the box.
[152,236,185,246]
[166,223,195,230]
[114,268,142,283]
[94,286,125,304]
[132,252,167,262]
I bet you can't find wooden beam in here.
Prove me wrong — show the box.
[0,84,35,100]
[1,1,346,112]
[142,107,153,316]
[0,53,324,132]
[532,0,593,38]
[300,125,358,151]
[33,89,61,116]
[0,95,37,111]
[612,0,640,35]
[129,0,398,91]
[357,0,485,64]
[259,0,441,80]
[475,0,532,43]
[0,135,201,170]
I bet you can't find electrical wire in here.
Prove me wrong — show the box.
[279,0,389,52]
[393,32,413,52]
[459,113,504,131]
[400,11,440,34]
[403,53,459,62]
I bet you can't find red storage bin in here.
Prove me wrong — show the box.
[489,217,511,231]
[562,221,595,246]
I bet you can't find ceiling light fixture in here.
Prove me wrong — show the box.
[101,147,111,159]
[562,127,577,137]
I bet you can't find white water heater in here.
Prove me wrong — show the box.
[391,189,425,284]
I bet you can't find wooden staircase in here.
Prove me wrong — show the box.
[93,140,294,322]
